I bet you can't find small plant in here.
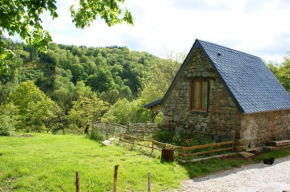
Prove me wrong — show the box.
[89,128,103,141]
[153,129,213,147]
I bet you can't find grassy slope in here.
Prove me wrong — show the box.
[0,134,188,191]
[1,134,290,191]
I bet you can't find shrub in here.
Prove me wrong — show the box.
[153,129,213,147]
[89,128,103,142]
[0,103,19,136]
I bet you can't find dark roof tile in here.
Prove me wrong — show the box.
[198,39,290,113]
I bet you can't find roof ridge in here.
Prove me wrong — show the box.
[197,39,261,60]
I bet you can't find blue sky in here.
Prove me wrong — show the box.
[13,0,290,63]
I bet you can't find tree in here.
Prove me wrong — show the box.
[0,0,133,72]
[68,94,109,130]
[51,67,75,113]
[0,103,19,136]
[268,53,290,93]
[102,98,133,124]
[6,81,62,132]
[86,69,115,92]
[102,98,150,124]
[141,58,181,103]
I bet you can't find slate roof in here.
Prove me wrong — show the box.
[143,98,163,109]
[160,39,290,114]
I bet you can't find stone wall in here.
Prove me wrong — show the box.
[127,123,158,137]
[93,122,158,138]
[162,48,242,141]
[240,110,290,147]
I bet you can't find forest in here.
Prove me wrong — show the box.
[0,37,290,136]
[0,38,182,135]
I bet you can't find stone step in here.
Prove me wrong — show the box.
[263,146,277,152]
[269,140,290,147]
[246,147,263,154]
[236,145,245,152]
[239,152,255,158]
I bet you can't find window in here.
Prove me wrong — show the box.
[191,80,209,111]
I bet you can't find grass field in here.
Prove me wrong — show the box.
[1,134,290,191]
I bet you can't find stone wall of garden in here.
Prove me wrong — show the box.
[240,110,290,147]
[161,48,242,142]
[93,122,158,138]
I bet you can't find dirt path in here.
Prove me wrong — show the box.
[180,156,290,192]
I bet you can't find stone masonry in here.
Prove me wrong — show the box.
[161,48,290,147]
[162,48,242,141]
[241,110,290,147]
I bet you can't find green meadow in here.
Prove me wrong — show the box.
[1,134,290,191]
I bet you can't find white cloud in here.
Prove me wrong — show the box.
[12,0,290,63]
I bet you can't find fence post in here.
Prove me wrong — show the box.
[106,122,109,140]
[210,143,213,156]
[151,142,154,154]
[114,165,119,192]
[127,122,130,133]
[148,171,151,192]
[76,171,80,192]
[232,130,236,152]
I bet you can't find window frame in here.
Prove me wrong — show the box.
[191,79,209,111]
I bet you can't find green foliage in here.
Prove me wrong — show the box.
[141,57,181,104]
[0,134,190,191]
[268,53,290,93]
[86,69,114,92]
[6,81,62,132]
[153,129,213,147]
[102,98,150,124]
[70,0,133,28]
[51,67,75,113]
[0,0,133,72]
[68,94,109,129]
[0,39,187,126]
[0,103,19,136]
[89,128,103,142]
[102,98,133,124]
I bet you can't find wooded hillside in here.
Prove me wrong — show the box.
[0,38,181,134]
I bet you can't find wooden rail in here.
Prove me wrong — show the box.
[119,134,182,153]
[179,131,236,159]
[120,131,238,160]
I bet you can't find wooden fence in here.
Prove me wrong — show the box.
[119,133,182,153]
[179,140,233,159]
[75,166,153,192]
[119,132,238,160]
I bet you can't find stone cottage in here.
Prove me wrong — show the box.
[144,39,290,148]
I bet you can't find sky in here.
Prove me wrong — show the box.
[13,0,290,63]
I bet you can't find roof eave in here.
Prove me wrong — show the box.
[243,107,290,115]
[143,98,163,109]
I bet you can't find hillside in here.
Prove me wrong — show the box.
[1,38,160,106]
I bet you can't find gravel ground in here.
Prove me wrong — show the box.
[180,155,290,192]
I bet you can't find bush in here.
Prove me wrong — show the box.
[153,129,213,147]
[0,115,15,136]
[89,128,103,142]
[0,103,18,136]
